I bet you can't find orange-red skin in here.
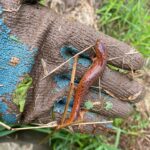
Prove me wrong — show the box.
[65,39,107,124]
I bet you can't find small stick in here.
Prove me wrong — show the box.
[13,120,112,131]
[72,120,113,126]
[0,121,12,130]
[60,56,78,125]
[11,121,57,131]
[12,125,56,131]
[108,52,138,61]
[39,120,113,144]
[90,86,100,89]
[0,120,113,132]
[98,77,102,100]
[3,5,21,13]
[41,58,48,76]
[57,120,113,129]
[41,45,93,80]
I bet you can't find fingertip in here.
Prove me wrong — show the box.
[132,52,145,70]
[127,85,146,103]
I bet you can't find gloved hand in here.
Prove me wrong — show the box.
[0,0,145,133]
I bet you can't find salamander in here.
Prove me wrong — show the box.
[61,39,107,127]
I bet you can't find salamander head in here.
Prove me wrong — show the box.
[95,39,107,59]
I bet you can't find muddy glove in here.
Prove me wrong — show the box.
[0,1,145,133]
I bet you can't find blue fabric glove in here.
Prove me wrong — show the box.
[0,1,145,134]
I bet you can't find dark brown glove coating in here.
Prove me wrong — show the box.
[1,1,145,132]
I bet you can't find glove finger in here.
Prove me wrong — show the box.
[38,14,144,70]
[34,91,133,134]
[22,75,135,123]
[100,67,145,103]
[82,67,145,103]
[54,91,134,119]
[32,98,115,135]
[38,43,145,103]
[79,90,134,118]
[22,65,144,123]
[33,91,134,134]
[49,16,144,70]
[47,63,145,103]
[3,4,144,71]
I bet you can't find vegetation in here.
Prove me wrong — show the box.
[97,0,150,57]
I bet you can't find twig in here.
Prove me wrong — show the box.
[125,52,138,55]
[3,5,21,12]
[0,121,12,130]
[72,120,113,126]
[90,86,100,89]
[11,121,57,131]
[108,52,138,61]
[41,58,48,76]
[41,45,93,80]
[0,120,113,132]
[60,56,78,125]
[98,77,102,100]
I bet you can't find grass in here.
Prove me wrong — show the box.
[0,0,150,149]
[0,124,118,150]
[97,0,150,57]
[47,130,117,150]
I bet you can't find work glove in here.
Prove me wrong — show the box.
[0,0,145,134]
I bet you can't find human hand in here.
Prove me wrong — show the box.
[0,1,145,133]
